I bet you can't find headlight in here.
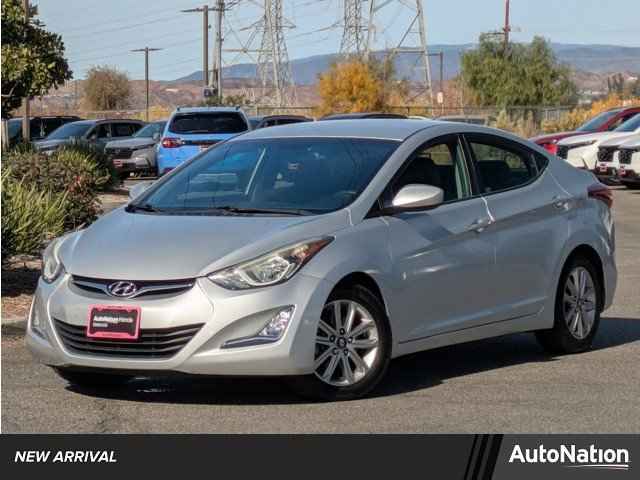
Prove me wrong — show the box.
[208,237,333,290]
[42,238,65,283]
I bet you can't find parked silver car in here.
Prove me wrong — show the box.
[27,120,617,400]
[104,121,166,179]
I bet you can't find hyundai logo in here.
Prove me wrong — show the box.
[107,281,138,297]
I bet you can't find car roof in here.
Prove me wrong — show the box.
[320,112,407,120]
[172,106,243,114]
[260,114,311,120]
[233,119,440,141]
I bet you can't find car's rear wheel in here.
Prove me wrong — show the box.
[53,368,133,388]
[536,256,601,354]
[288,285,391,401]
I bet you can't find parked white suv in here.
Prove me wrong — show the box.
[556,114,640,172]
[594,133,640,183]
[618,137,640,189]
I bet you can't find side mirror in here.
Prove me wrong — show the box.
[391,184,444,211]
[152,132,161,141]
[128,181,153,200]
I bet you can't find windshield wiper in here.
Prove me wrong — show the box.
[126,203,163,213]
[213,206,311,216]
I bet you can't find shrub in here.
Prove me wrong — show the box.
[1,169,67,262]
[3,145,111,229]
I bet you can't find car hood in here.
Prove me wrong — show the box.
[619,136,640,149]
[558,131,632,146]
[59,208,349,280]
[599,133,640,148]
[530,131,585,144]
[105,138,156,149]
[34,139,69,150]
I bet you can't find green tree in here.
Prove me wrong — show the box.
[460,35,577,107]
[1,0,72,117]
[83,65,131,110]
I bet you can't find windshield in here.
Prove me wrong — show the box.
[135,138,399,215]
[133,121,166,138]
[168,112,248,135]
[45,122,92,140]
[576,110,621,132]
[614,114,640,132]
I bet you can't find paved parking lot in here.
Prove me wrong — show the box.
[2,188,638,433]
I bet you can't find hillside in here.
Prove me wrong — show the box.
[173,43,640,85]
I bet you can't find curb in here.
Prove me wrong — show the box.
[1,320,26,337]
[1,316,26,325]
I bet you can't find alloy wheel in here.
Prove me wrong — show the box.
[563,266,597,340]
[314,300,379,387]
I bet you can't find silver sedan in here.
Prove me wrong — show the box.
[27,120,617,400]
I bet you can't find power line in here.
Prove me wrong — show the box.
[64,14,183,39]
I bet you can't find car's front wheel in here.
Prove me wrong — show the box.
[536,256,602,354]
[288,284,391,401]
[53,368,133,388]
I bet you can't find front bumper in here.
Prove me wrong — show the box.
[619,167,640,185]
[26,272,332,376]
[112,149,156,174]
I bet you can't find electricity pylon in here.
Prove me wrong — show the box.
[340,0,366,56]
[257,0,296,106]
[365,0,434,103]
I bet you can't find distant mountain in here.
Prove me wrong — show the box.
[171,43,640,85]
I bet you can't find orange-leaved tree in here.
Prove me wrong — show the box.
[316,60,384,117]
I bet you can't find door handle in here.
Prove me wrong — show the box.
[552,195,570,210]
[468,217,492,233]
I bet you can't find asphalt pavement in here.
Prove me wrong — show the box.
[2,188,638,433]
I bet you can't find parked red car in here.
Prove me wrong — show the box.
[531,106,640,155]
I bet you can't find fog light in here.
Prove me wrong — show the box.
[222,306,295,349]
[29,301,47,339]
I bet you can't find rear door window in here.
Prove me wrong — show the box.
[169,112,248,134]
[465,134,541,194]
[112,123,136,137]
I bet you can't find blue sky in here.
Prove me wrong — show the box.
[35,0,640,81]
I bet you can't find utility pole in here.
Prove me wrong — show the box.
[22,0,31,142]
[182,5,212,87]
[212,0,225,101]
[131,47,163,121]
[503,0,511,53]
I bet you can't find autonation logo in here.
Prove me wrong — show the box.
[509,444,630,471]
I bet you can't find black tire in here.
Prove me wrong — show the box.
[53,368,133,388]
[535,256,602,354]
[287,284,392,401]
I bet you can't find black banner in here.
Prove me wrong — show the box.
[1,434,637,478]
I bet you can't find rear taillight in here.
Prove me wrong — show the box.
[544,143,558,155]
[588,183,613,209]
[161,137,182,148]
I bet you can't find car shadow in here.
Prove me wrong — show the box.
[67,316,640,405]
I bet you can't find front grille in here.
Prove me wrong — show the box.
[556,145,569,159]
[597,147,616,163]
[619,149,634,165]
[105,147,133,159]
[54,319,203,359]
[71,276,195,299]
